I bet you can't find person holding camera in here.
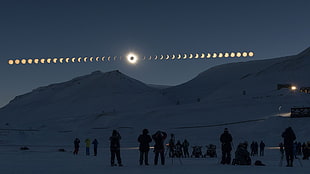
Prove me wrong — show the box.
[110,130,123,166]
[152,130,167,165]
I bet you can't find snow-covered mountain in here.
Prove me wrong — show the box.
[0,47,310,147]
[0,70,171,127]
[164,47,310,104]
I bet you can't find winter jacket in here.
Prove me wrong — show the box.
[235,143,251,165]
[220,131,232,151]
[138,133,152,152]
[110,131,121,151]
[282,127,296,149]
[92,139,98,148]
[152,131,167,151]
[74,138,80,148]
[85,139,91,147]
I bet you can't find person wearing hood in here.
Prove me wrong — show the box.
[282,127,296,167]
[138,129,152,165]
[220,128,233,164]
[110,130,123,166]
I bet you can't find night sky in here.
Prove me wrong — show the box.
[0,0,309,107]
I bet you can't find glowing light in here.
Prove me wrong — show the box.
[66,58,70,63]
[34,59,39,64]
[189,54,193,59]
[84,57,88,62]
[107,56,111,61]
[195,54,199,58]
[52,58,57,63]
[101,57,105,61]
[78,57,82,62]
[207,53,211,58]
[154,55,158,60]
[291,86,297,91]
[95,57,99,62]
[27,59,33,64]
[212,53,217,58]
[8,59,14,65]
[126,53,138,64]
[166,55,169,60]
[90,57,94,62]
[183,54,187,59]
[224,53,229,58]
[177,54,181,59]
[72,58,76,63]
[248,51,254,57]
[40,59,45,64]
[172,55,176,59]
[201,53,205,58]
[59,58,64,63]
[218,53,223,58]
[160,55,164,60]
[242,52,248,57]
[21,59,27,64]
[46,58,51,63]
[149,56,152,60]
[230,52,235,58]
[236,52,242,57]
[15,59,21,64]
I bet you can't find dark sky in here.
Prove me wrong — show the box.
[0,0,309,107]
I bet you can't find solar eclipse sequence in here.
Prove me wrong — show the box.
[7,51,254,66]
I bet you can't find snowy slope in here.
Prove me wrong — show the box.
[164,47,310,103]
[0,70,172,128]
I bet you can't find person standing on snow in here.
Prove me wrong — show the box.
[282,127,296,167]
[182,139,190,158]
[110,130,123,166]
[73,138,80,155]
[85,138,91,156]
[92,138,99,156]
[152,131,167,165]
[260,141,265,156]
[138,129,152,165]
[220,128,233,164]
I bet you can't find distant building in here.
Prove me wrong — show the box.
[277,84,293,90]
[300,87,310,94]
[291,107,310,118]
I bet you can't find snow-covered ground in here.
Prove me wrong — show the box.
[0,142,309,174]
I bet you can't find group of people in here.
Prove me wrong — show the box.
[220,126,298,167]
[73,138,98,156]
[167,134,190,158]
[72,126,302,167]
[250,141,265,156]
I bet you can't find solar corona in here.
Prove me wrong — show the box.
[7,51,255,65]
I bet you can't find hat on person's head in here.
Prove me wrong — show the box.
[224,128,228,132]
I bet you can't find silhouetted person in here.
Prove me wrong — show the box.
[220,128,232,164]
[234,142,251,165]
[260,141,265,156]
[152,131,167,165]
[92,138,99,156]
[85,138,91,156]
[110,130,123,166]
[182,139,190,158]
[168,133,175,157]
[282,127,296,167]
[138,129,152,165]
[73,138,80,155]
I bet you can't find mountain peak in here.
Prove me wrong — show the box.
[297,47,310,57]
